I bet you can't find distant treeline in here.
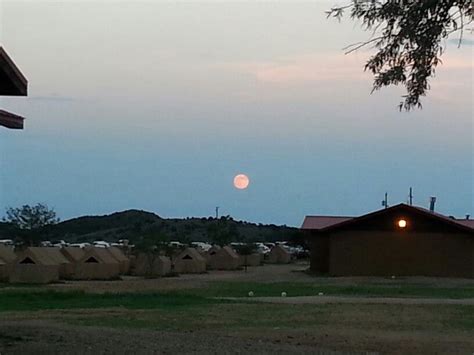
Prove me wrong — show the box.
[0,209,303,246]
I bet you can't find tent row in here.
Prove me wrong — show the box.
[0,246,129,284]
[0,244,293,284]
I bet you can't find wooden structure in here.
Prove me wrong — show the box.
[302,204,474,278]
[0,47,27,129]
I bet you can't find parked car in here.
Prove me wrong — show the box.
[0,239,13,246]
[52,240,68,248]
[255,243,271,255]
[168,241,185,248]
[93,241,110,248]
[263,242,275,249]
[191,242,212,251]
[69,243,91,248]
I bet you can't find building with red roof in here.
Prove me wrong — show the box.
[302,203,473,278]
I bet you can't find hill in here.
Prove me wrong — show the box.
[1,210,301,245]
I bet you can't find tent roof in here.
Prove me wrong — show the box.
[271,245,290,255]
[61,247,85,261]
[0,245,16,263]
[219,246,239,259]
[40,247,71,264]
[176,248,206,262]
[81,247,119,264]
[107,247,128,262]
[18,247,59,265]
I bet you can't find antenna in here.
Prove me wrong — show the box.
[215,206,219,219]
[409,187,413,206]
[381,192,388,209]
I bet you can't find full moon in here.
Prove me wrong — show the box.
[233,174,250,190]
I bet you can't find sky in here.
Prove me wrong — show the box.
[0,1,472,226]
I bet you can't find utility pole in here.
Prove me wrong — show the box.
[215,206,219,219]
[381,192,389,209]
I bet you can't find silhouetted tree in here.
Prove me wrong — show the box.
[3,203,60,246]
[328,0,473,110]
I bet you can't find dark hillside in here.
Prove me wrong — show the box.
[1,210,301,245]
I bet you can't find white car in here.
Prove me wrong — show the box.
[93,241,110,248]
[191,242,212,251]
[0,239,13,246]
[69,243,91,248]
[168,241,185,248]
[255,243,271,255]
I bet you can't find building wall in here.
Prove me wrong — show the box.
[307,232,330,273]
[329,231,473,278]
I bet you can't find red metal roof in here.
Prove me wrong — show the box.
[0,109,25,129]
[301,216,353,230]
[455,219,474,228]
[302,204,473,232]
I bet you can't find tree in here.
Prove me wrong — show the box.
[3,203,59,230]
[3,203,60,246]
[327,1,473,110]
[134,232,173,278]
[207,216,239,246]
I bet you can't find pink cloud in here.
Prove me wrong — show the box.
[225,53,372,85]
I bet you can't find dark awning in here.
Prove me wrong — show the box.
[0,109,25,129]
[0,47,28,96]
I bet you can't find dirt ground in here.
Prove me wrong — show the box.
[1,263,473,354]
[37,262,474,294]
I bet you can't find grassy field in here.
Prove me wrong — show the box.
[1,273,474,354]
[185,281,474,299]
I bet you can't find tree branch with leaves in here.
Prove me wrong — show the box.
[328,0,473,110]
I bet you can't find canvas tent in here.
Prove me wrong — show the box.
[173,248,206,274]
[267,245,292,264]
[208,246,240,270]
[10,247,61,284]
[238,253,262,267]
[203,245,221,262]
[132,253,171,277]
[0,245,16,282]
[107,247,130,274]
[39,247,73,279]
[61,247,120,280]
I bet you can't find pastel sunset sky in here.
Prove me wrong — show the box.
[0,1,472,226]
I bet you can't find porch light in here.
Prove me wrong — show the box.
[397,219,407,228]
